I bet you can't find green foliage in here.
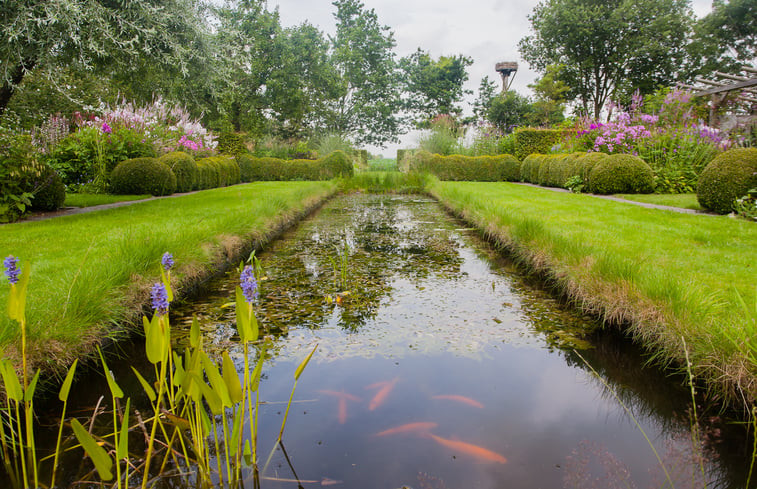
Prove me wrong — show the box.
[418,115,463,155]
[0,134,38,221]
[588,154,655,195]
[313,134,354,157]
[521,152,611,192]
[409,153,520,181]
[513,128,563,160]
[237,151,353,182]
[109,157,177,196]
[692,0,757,73]
[471,76,498,122]
[396,149,415,172]
[399,48,473,124]
[29,165,65,211]
[487,91,533,133]
[216,133,247,156]
[519,0,695,118]
[45,125,156,186]
[697,148,757,214]
[367,158,398,171]
[158,152,197,193]
[197,156,240,188]
[254,136,317,160]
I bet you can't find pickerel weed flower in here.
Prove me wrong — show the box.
[240,265,258,303]
[3,256,20,285]
[150,283,169,314]
[162,252,174,271]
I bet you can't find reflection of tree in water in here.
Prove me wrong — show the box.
[255,195,464,332]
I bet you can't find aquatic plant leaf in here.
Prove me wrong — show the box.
[181,371,203,404]
[243,440,253,467]
[172,351,185,387]
[160,268,174,303]
[222,351,243,405]
[200,380,223,415]
[97,347,123,399]
[59,359,78,402]
[190,315,201,349]
[7,265,30,323]
[71,418,113,481]
[250,351,266,392]
[0,358,22,402]
[229,407,243,457]
[235,286,259,343]
[131,367,156,403]
[116,398,130,460]
[200,351,232,408]
[142,316,150,335]
[162,411,191,431]
[294,344,318,381]
[145,314,166,365]
[24,369,40,402]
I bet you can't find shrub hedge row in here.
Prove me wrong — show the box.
[697,147,757,214]
[521,152,655,194]
[408,152,521,181]
[513,128,564,161]
[237,150,353,181]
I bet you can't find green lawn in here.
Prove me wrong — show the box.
[64,193,152,208]
[367,158,398,172]
[0,182,337,372]
[430,180,757,404]
[613,193,703,211]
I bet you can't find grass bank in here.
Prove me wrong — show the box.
[0,181,337,376]
[429,180,757,405]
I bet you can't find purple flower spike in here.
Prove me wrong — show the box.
[240,266,258,303]
[3,256,20,285]
[162,252,174,271]
[101,122,112,134]
[150,283,169,315]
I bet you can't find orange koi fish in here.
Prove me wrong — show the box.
[375,422,438,437]
[318,390,361,424]
[431,394,484,409]
[365,378,398,411]
[429,434,507,464]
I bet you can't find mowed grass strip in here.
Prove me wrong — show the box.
[613,193,703,211]
[430,180,757,404]
[64,193,153,208]
[0,181,337,371]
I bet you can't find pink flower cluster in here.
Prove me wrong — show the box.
[177,134,203,151]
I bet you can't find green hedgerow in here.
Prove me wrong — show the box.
[513,128,563,161]
[408,153,520,181]
[159,152,197,193]
[110,157,177,196]
[697,147,757,214]
[588,154,655,194]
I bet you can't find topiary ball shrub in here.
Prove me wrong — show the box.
[321,151,354,178]
[696,148,757,214]
[588,154,655,194]
[159,152,197,193]
[29,166,66,211]
[110,158,177,196]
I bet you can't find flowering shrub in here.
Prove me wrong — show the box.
[568,89,731,193]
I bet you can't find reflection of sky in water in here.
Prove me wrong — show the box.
[171,194,738,489]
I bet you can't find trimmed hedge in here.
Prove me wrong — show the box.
[409,153,521,181]
[521,152,617,192]
[236,151,354,182]
[513,128,563,161]
[697,147,757,214]
[159,152,197,193]
[195,158,219,190]
[587,154,655,194]
[110,157,177,196]
[196,156,240,187]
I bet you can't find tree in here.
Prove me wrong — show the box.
[471,76,499,122]
[691,0,757,73]
[0,0,209,116]
[400,49,473,126]
[527,64,569,126]
[518,0,695,119]
[487,91,533,133]
[324,0,404,146]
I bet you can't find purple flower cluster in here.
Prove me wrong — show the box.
[150,283,169,315]
[240,266,258,303]
[161,252,174,271]
[177,134,204,151]
[101,122,112,134]
[3,256,20,285]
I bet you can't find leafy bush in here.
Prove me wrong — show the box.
[696,148,757,214]
[29,166,66,211]
[109,157,177,196]
[158,152,197,193]
[237,151,353,182]
[419,115,463,155]
[216,132,247,156]
[588,154,655,194]
[313,134,353,157]
[196,156,240,187]
[513,128,563,160]
[1,134,39,221]
[195,159,219,190]
[409,153,520,181]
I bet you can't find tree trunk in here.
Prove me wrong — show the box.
[0,60,35,117]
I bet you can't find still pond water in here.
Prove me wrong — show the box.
[54,193,755,488]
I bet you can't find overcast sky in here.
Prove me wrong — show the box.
[267,0,714,155]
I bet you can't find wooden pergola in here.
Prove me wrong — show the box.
[681,66,757,127]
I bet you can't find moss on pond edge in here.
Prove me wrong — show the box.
[0,182,338,394]
[428,180,757,408]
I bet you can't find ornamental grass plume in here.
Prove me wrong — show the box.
[3,255,20,285]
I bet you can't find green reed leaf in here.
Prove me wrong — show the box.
[7,265,30,323]
[294,344,318,381]
[97,347,123,399]
[222,351,243,405]
[201,352,231,408]
[71,419,113,481]
[230,408,243,457]
[116,398,130,460]
[190,315,201,349]
[250,352,265,392]
[59,359,78,402]
[145,314,166,365]
[160,268,174,303]
[131,367,156,403]
[0,359,22,402]
[24,369,40,402]
[200,380,223,415]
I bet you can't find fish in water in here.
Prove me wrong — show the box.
[318,390,361,424]
[366,378,399,411]
[431,394,484,409]
[375,422,438,437]
[429,434,507,464]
